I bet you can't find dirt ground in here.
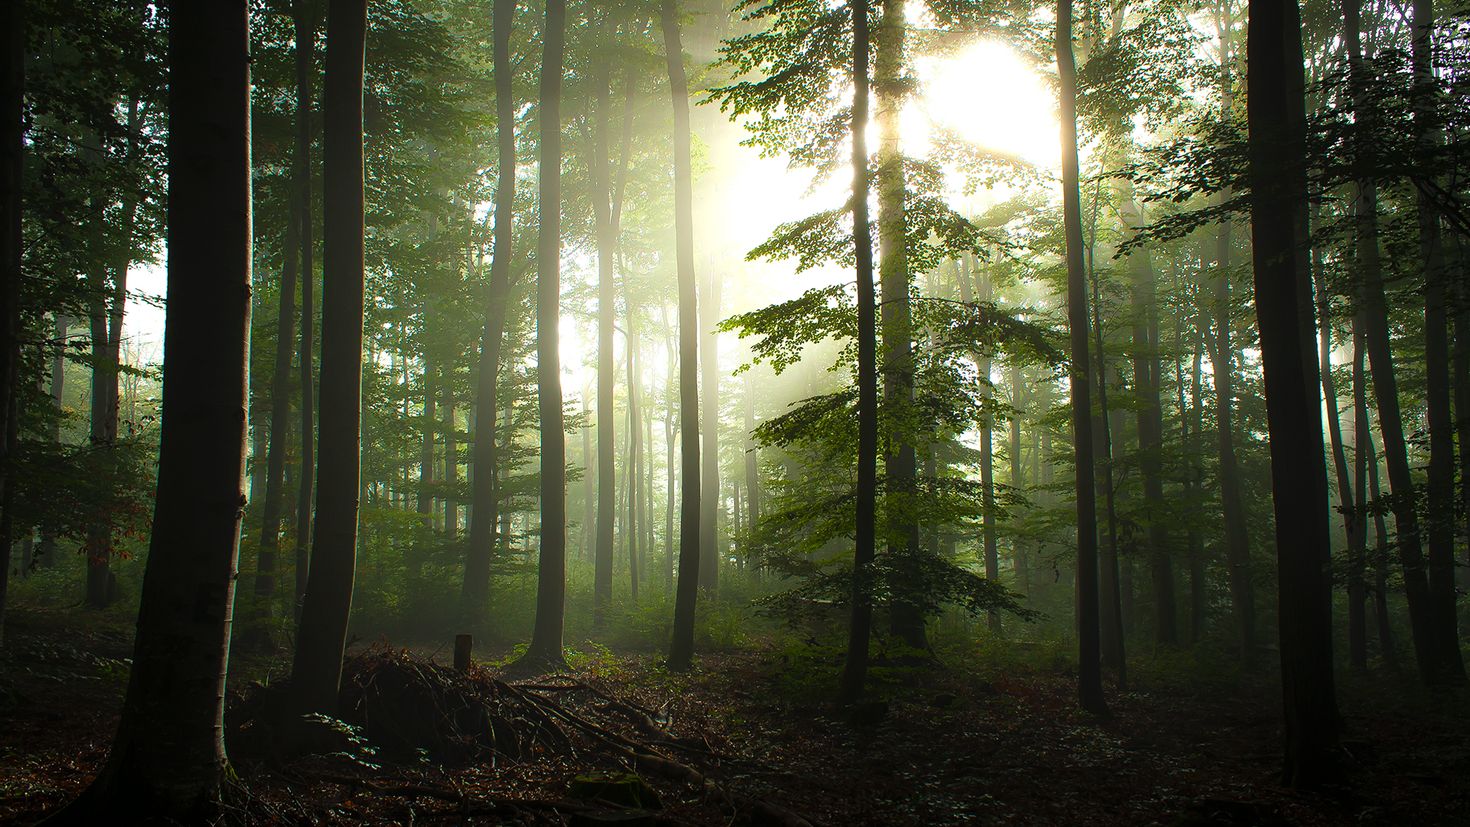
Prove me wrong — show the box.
[3,607,1469,825]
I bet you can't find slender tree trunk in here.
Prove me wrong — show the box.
[664,303,677,591]
[0,0,21,645]
[293,0,317,621]
[1057,0,1107,715]
[1349,314,1370,670]
[291,0,367,716]
[1088,200,1125,681]
[444,372,457,539]
[627,318,641,603]
[463,0,516,619]
[1009,364,1028,596]
[699,269,721,593]
[1125,196,1174,645]
[1246,0,1341,785]
[55,3,250,814]
[665,0,703,671]
[1342,0,1455,685]
[251,180,301,629]
[744,373,759,531]
[36,314,65,570]
[1316,213,1364,670]
[1364,405,1396,664]
[1208,2,1256,658]
[840,0,879,702]
[591,56,617,626]
[523,0,568,667]
[1412,0,1464,685]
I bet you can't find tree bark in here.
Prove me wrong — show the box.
[0,0,21,645]
[1342,0,1456,685]
[665,0,703,672]
[1057,0,1107,716]
[293,0,317,621]
[291,0,367,716]
[840,0,879,702]
[1411,0,1464,685]
[591,54,616,625]
[1246,0,1340,786]
[523,0,568,667]
[55,2,250,814]
[699,269,721,593]
[463,0,516,619]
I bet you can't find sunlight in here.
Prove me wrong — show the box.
[912,40,1059,171]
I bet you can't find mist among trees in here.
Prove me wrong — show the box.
[4,0,1470,823]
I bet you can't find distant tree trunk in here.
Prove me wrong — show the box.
[36,314,65,569]
[1209,2,1256,659]
[53,3,250,815]
[0,0,21,646]
[665,0,703,671]
[699,269,721,593]
[664,303,677,591]
[1088,198,1125,682]
[1411,0,1464,685]
[523,0,568,668]
[443,371,457,539]
[84,100,139,610]
[591,56,616,626]
[251,179,301,630]
[1125,196,1174,645]
[736,376,755,526]
[1342,0,1455,685]
[1185,318,1207,643]
[291,0,367,716]
[959,256,1000,634]
[293,0,317,620]
[463,0,516,619]
[415,361,436,560]
[1009,364,1028,596]
[839,0,878,701]
[1246,0,1340,786]
[626,318,641,603]
[1316,214,1364,671]
[1363,402,1396,664]
[1349,314,1370,670]
[1057,0,1107,716]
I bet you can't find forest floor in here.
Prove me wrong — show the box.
[3,607,1470,825]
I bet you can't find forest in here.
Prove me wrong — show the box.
[2,0,1470,823]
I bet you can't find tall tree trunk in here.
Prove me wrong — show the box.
[627,318,641,603]
[962,256,1001,634]
[1364,403,1396,664]
[293,0,317,621]
[1316,212,1365,671]
[413,361,436,570]
[36,314,65,569]
[1125,196,1174,645]
[840,0,879,701]
[1246,0,1340,785]
[0,0,21,645]
[1009,364,1028,596]
[744,373,759,531]
[463,0,516,619]
[1412,0,1465,685]
[1208,1,1256,658]
[523,0,568,667]
[444,370,457,539]
[664,302,677,591]
[591,56,616,626]
[291,0,367,716]
[876,0,925,650]
[251,178,301,630]
[665,0,703,671]
[1342,0,1455,685]
[1089,226,1125,681]
[1057,0,1107,715]
[699,269,721,593]
[1349,314,1370,670]
[56,3,250,814]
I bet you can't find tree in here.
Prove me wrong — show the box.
[522,0,568,669]
[0,0,21,647]
[590,40,617,625]
[700,268,721,593]
[464,0,518,621]
[291,0,368,716]
[293,0,318,621]
[49,1,251,816]
[1057,0,1107,716]
[666,0,703,672]
[1246,0,1339,786]
[839,0,878,703]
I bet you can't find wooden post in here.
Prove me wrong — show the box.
[453,633,472,672]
